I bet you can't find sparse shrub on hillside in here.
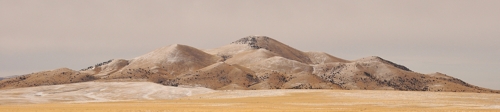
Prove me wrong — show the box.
[79,59,114,71]
[217,53,232,62]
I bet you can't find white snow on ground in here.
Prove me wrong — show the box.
[1,84,499,109]
[0,81,214,104]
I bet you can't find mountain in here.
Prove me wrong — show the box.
[0,35,497,93]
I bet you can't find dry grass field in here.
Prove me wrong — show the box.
[1,90,499,112]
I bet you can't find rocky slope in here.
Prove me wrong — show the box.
[0,36,498,93]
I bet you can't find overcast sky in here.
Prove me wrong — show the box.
[1,0,499,89]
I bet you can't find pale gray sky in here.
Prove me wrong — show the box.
[1,0,499,89]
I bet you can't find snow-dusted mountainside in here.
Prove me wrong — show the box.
[0,36,498,93]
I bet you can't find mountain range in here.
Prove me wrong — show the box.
[1,36,497,93]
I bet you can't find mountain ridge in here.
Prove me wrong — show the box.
[0,36,498,93]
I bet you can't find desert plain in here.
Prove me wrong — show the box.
[0,82,499,112]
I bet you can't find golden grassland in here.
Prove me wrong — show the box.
[1,90,499,112]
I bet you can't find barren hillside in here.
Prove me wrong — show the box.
[0,68,95,89]
[0,36,498,93]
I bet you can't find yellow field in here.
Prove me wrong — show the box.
[1,90,499,112]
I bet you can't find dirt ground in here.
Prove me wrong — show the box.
[1,90,499,112]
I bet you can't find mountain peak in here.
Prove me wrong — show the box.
[128,43,219,68]
[231,35,274,49]
[232,35,270,43]
[228,35,313,64]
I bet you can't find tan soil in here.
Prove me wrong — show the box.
[1,90,499,112]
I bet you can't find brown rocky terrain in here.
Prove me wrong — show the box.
[0,36,498,93]
[0,68,95,89]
